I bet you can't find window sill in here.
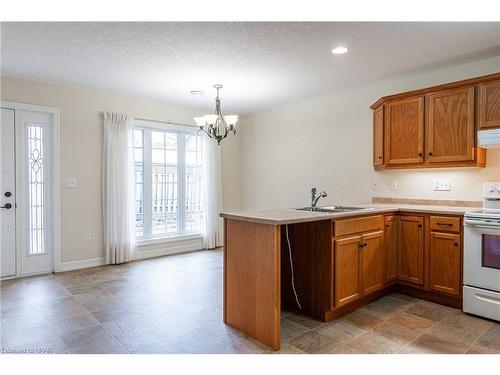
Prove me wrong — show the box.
[136,233,202,247]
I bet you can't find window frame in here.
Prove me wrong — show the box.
[133,119,204,241]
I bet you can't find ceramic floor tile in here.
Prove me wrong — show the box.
[404,301,455,322]
[467,324,500,354]
[286,313,323,329]
[346,331,403,354]
[281,318,310,342]
[340,309,384,331]
[373,311,435,344]
[289,330,342,354]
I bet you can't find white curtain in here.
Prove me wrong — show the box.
[202,137,224,249]
[102,112,136,264]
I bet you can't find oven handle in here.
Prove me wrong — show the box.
[464,219,500,228]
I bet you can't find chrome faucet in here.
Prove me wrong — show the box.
[311,187,327,208]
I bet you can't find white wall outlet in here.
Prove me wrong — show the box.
[84,233,92,243]
[433,179,450,191]
[65,177,77,189]
[390,180,398,190]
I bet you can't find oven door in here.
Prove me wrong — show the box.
[464,222,500,292]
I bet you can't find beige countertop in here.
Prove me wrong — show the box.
[220,203,480,225]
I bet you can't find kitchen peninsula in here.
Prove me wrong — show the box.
[221,201,478,350]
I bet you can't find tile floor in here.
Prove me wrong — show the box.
[1,249,499,354]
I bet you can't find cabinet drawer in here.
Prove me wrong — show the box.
[333,215,384,237]
[430,216,461,233]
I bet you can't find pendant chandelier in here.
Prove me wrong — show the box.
[194,84,238,145]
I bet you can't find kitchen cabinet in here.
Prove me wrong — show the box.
[361,231,385,295]
[373,105,384,167]
[371,72,499,170]
[479,79,500,129]
[334,235,362,307]
[384,97,424,165]
[398,215,424,286]
[429,232,461,296]
[384,215,398,283]
[426,87,475,163]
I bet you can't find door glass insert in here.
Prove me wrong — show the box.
[482,234,500,270]
[27,124,46,255]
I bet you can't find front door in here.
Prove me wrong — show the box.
[1,108,17,277]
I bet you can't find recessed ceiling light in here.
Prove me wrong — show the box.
[331,46,348,55]
[190,90,205,95]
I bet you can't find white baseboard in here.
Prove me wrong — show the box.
[60,257,106,272]
[136,241,203,260]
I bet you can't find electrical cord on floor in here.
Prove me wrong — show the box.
[285,224,302,310]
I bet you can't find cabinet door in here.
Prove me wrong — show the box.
[429,232,461,296]
[398,216,424,285]
[373,105,384,167]
[479,79,500,129]
[384,96,424,165]
[426,87,475,163]
[361,231,385,295]
[384,216,399,283]
[334,235,362,307]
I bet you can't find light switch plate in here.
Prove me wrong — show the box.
[433,179,450,191]
[65,177,77,189]
[390,181,398,190]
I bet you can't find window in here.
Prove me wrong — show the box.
[27,124,46,255]
[133,122,204,239]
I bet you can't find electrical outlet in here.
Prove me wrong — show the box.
[65,177,77,189]
[433,179,450,191]
[371,181,379,190]
[390,181,398,190]
[84,233,92,243]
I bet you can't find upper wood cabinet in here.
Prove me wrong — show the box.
[373,105,384,166]
[479,79,500,129]
[384,97,424,165]
[371,73,500,170]
[398,215,424,286]
[426,87,475,163]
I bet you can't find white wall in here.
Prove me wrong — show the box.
[1,75,241,264]
[239,55,500,210]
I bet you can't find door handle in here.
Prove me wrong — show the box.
[0,203,12,209]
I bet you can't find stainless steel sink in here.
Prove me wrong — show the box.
[295,205,374,213]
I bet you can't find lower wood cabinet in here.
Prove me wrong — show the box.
[429,232,461,296]
[398,215,424,286]
[384,215,398,283]
[361,231,385,295]
[334,236,362,307]
[333,230,384,308]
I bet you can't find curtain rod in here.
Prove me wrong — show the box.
[134,116,197,128]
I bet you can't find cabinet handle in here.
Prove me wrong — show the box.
[385,224,390,228]
[454,243,459,247]
[418,152,423,157]
[437,222,453,226]
[378,156,383,160]
[429,152,433,156]
[418,224,423,228]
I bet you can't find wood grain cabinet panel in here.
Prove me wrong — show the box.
[426,87,475,163]
[373,105,384,167]
[479,79,500,129]
[361,231,385,295]
[429,232,461,296]
[384,216,399,283]
[334,236,362,307]
[384,97,424,165]
[398,216,424,286]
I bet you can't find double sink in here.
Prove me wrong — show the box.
[295,205,375,213]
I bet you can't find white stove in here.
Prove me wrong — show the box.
[463,182,500,322]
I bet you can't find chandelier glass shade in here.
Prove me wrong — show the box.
[194,84,238,145]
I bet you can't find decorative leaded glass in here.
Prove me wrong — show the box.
[28,125,46,255]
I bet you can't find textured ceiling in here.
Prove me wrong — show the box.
[1,22,500,114]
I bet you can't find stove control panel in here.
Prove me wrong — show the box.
[483,182,500,212]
